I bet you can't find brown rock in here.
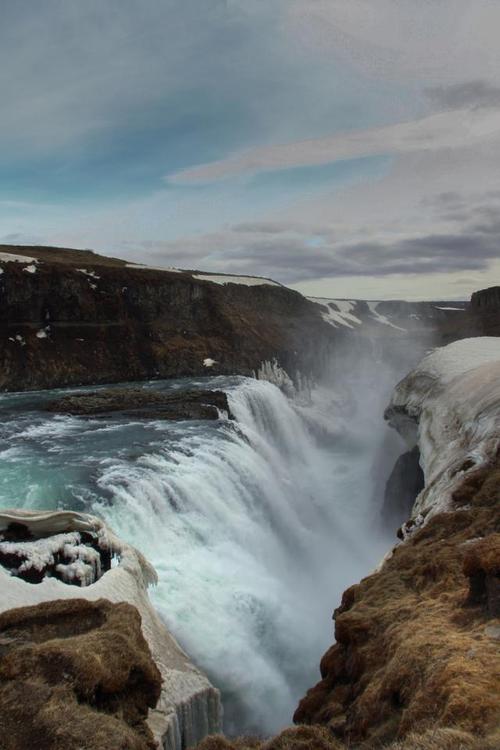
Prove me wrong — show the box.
[45,386,233,421]
[0,598,161,750]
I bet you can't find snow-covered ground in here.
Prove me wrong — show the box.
[386,337,500,530]
[193,272,281,287]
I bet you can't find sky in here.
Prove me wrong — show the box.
[1,0,500,300]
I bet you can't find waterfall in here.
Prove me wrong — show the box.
[88,377,389,734]
[0,374,391,736]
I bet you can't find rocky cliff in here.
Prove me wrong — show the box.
[0,243,488,392]
[291,338,500,748]
[0,244,335,390]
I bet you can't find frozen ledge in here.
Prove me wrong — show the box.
[384,337,500,533]
[0,509,221,749]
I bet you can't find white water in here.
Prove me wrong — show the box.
[0,375,391,734]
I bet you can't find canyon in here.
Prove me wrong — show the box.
[0,245,498,750]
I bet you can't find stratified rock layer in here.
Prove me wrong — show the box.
[0,598,161,750]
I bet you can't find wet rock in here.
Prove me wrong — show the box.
[0,597,161,750]
[45,387,233,421]
[382,446,425,529]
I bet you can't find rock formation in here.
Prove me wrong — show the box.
[0,243,489,392]
[0,598,161,750]
[0,509,222,749]
[0,244,333,390]
[45,387,233,420]
[290,337,500,748]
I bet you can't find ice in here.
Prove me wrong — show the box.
[386,337,500,526]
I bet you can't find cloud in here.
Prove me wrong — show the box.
[168,106,500,184]
[426,81,500,110]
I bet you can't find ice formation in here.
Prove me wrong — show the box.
[385,337,500,531]
[0,509,221,749]
[254,358,296,396]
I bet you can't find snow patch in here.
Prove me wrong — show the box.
[126,262,181,273]
[203,358,217,368]
[193,273,280,287]
[308,297,362,328]
[0,252,37,264]
[76,268,100,279]
[22,264,37,274]
[367,301,406,331]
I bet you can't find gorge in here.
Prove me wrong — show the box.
[0,246,498,749]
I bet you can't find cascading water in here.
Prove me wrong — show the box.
[0,373,392,735]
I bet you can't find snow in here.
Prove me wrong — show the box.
[22,264,37,274]
[193,273,280,287]
[0,509,221,748]
[367,301,406,331]
[76,267,100,279]
[36,328,49,339]
[386,337,500,528]
[10,334,26,346]
[308,297,362,328]
[435,306,464,311]
[126,262,181,273]
[203,358,217,368]
[0,252,37,264]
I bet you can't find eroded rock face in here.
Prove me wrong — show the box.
[0,598,161,750]
[45,387,233,421]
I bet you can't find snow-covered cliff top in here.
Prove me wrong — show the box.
[386,337,500,529]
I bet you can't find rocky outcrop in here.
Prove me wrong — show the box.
[45,387,233,420]
[0,598,161,750]
[289,338,500,748]
[0,510,222,749]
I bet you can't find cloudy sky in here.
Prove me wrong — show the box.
[2,0,500,299]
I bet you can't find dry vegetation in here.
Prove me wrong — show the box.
[196,462,500,750]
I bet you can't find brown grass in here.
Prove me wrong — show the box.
[294,462,500,747]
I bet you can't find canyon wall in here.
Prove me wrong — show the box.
[292,338,500,748]
[0,244,492,392]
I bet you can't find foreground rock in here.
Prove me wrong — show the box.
[0,509,222,749]
[45,387,233,421]
[0,598,161,750]
[289,338,500,748]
